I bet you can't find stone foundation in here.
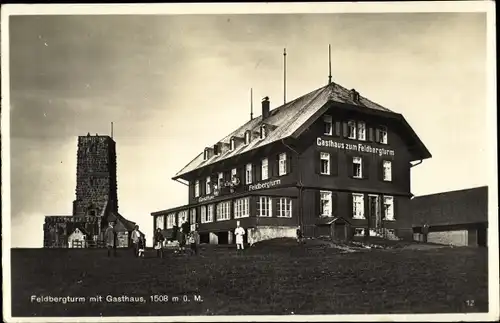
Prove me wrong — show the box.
[247,225,296,246]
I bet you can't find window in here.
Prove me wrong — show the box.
[200,206,207,223]
[166,213,176,229]
[260,125,267,139]
[155,216,164,230]
[230,138,235,151]
[245,163,253,184]
[348,121,357,139]
[234,198,250,219]
[178,210,188,224]
[257,197,273,217]
[214,144,220,156]
[189,208,197,224]
[244,131,251,145]
[352,194,365,219]
[320,152,330,175]
[207,204,214,222]
[354,228,365,236]
[323,115,333,135]
[383,196,394,220]
[353,157,362,179]
[203,149,209,161]
[378,126,388,144]
[231,168,237,178]
[218,172,224,188]
[216,201,231,221]
[206,176,211,195]
[357,121,366,141]
[320,191,332,217]
[278,153,287,176]
[261,158,269,180]
[194,180,200,197]
[383,161,392,181]
[278,198,292,218]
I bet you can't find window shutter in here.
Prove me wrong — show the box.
[256,162,262,182]
[286,153,292,174]
[273,155,279,177]
[378,160,384,181]
[375,128,380,143]
[342,122,349,137]
[347,155,353,178]
[331,193,338,217]
[239,167,245,185]
[334,121,341,137]
[348,193,353,219]
[273,198,279,217]
[363,158,370,179]
[330,152,339,176]
[367,127,373,142]
[393,197,397,220]
[315,190,321,217]
[315,151,321,174]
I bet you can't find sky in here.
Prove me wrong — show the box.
[5,11,490,248]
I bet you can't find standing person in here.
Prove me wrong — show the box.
[296,225,304,244]
[105,222,116,257]
[131,225,141,257]
[189,226,200,256]
[154,228,165,258]
[422,223,429,243]
[235,221,245,251]
[137,236,145,258]
[179,221,190,254]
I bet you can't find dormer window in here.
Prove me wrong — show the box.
[213,144,220,156]
[230,138,235,151]
[244,131,251,145]
[350,89,360,102]
[260,125,267,139]
[203,149,209,161]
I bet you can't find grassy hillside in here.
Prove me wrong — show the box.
[10,239,488,317]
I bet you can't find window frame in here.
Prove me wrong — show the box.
[347,120,357,139]
[194,180,200,197]
[278,153,287,176]
[357,121,366,141]
[261,158,269,181]
[166,213,176,229]
[206,176,211,195]
[352,193,365,219]
[320,190,332,217]
[257,196,273,217]
[278,198,293,218]
[245,163,253,184]
[383,196,395,221]
[353,157,363,179]
[383,160,392,182]
[234,197,250,219]
[216,201,231,221]
[320,152,330,175]
[378,126,388,144]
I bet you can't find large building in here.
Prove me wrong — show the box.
[152,81,431,245]
[43,133,144,248]
[411,186,488,247]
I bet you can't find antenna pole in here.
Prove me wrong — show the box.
[283,48,287,105]
[111,122,114,139]
[328,44,332,84]
[250,88,253,120]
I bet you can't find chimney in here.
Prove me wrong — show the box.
[262,96,270,119]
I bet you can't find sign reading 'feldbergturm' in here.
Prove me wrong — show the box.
[316,137,395,157]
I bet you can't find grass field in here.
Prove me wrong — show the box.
[10,239,488,317]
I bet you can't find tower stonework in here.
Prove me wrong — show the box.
[72,134,118,217]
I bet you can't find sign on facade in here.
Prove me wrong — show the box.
[316,137,395,157]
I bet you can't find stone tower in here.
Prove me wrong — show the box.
[72,133,118,218]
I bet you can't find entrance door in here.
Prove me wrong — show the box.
[368,195,381,229]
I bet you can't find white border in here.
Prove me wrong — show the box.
[1,2,498,323]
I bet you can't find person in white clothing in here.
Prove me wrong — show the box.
[235,221,245,250]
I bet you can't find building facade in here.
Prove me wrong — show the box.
[43,133,144,248]
[412,186,488,247]
[152,82,431,245]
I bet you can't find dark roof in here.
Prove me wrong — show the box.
[107,211,138,232]
[173,81,430,179]
[411,186,488,227]
[316,216,352,226]
[71,226,90,236]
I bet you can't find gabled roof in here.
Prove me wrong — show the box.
[173,81,430,180]
[411,186,488,227]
